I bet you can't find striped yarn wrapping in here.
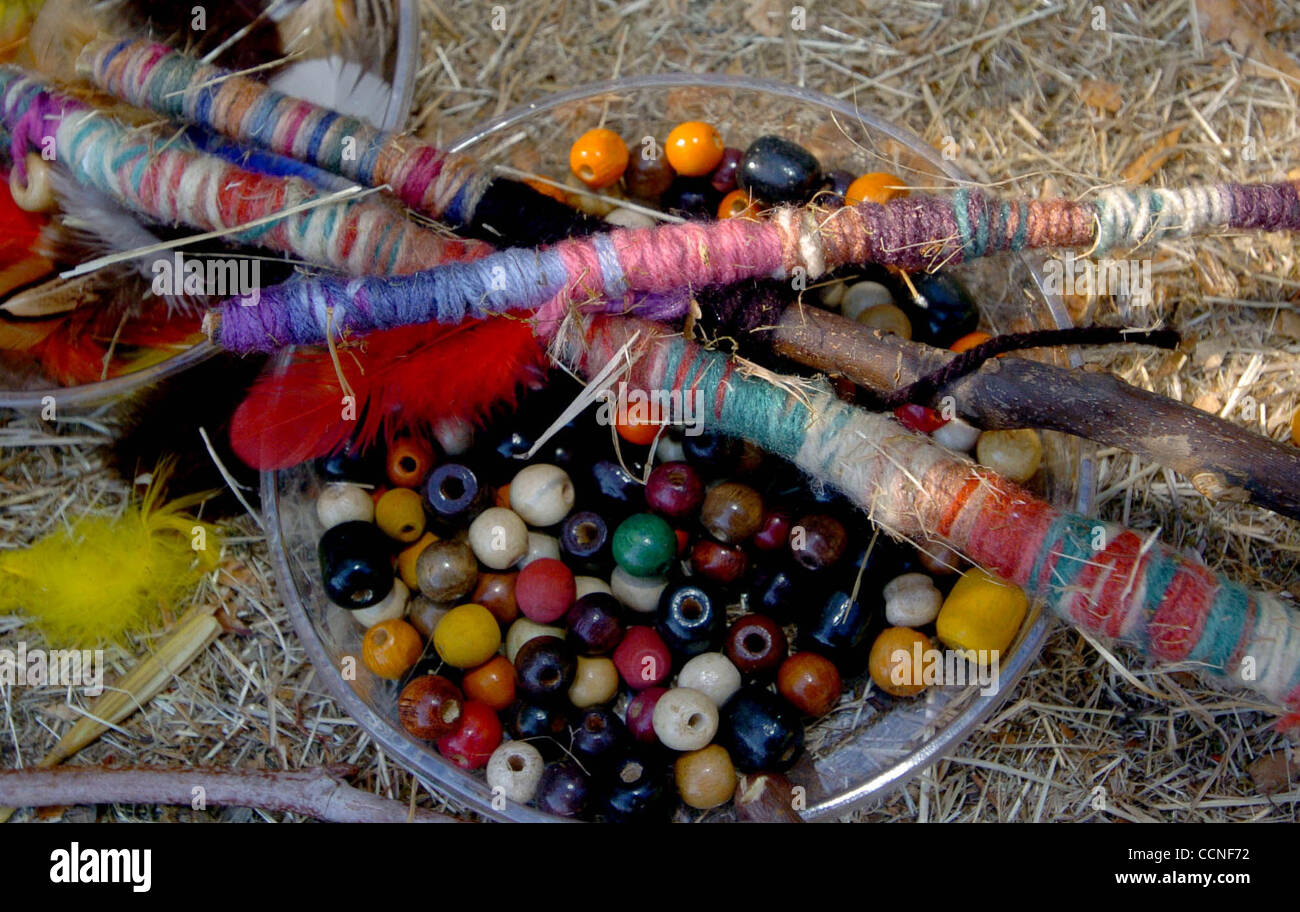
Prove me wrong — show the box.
[214,174,1300,351]
[0,68,491,275]
[559,316,1300,729]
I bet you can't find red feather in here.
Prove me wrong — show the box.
[230,316,547,470]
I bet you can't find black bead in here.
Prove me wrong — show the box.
[744,561,823,624]
[585,459,645,518]
[893,270,978,348]
[570,706,629,772]
[506,701,570,759]
[661,176,722,220]
[600,751,674,822]
[718,686,805,773]
[565,593,625,655]
[317,520,394,608]
[424,463,487,527]
[316,440,383,484]
[559,510,612,575]
[681,431,740,476]
[797,588,881,674]
[823,168,855,198]
[536,761,592,819]
[738,135,823,205]
[514,636,576,704]
[655,583,726,659]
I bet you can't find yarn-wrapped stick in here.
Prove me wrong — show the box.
[557,316,1300,731]
[697,280,1300,521]
[210,176,1300,351]
[0,68,490,276]
[81,37,601,247]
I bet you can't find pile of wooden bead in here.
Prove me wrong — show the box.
[312,368,1034,821]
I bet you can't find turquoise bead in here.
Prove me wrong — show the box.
[612,513,677,578]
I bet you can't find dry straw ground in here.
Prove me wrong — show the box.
[3,0,1300,821]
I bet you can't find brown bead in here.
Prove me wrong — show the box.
[462,655,517,711]
[689,539,748,585]
[472,571,519,625]
[734,771,804,823]
[407,594,452,639]
[398,674,464,740]
[416,540,479,602]
[674,744,737,810]
[777,651,842,717]
[725,614,788,679]
[622,152,675,200]
[790,514,847,571]
[700,482,764,544]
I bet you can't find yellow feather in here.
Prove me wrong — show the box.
[0,461,220,647]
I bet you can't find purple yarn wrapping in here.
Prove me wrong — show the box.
[8,91,83,184]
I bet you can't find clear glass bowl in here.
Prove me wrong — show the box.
[0,0,421,411]
[268,75,1095,821]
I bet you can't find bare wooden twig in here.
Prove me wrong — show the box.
[0,766,461,823]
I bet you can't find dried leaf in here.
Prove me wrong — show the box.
[1248,751,1298,795]
[1078,79,1123,112]
[1121,127,1184,184]
[1196,0,1300,85]
[745,0,784,37]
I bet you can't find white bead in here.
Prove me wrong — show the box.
[654,428,687,463]
[976,428,1043,484]
[574,576,613,599]
[883,572,943,627]
[9,154,56,213]
[486,741,545,804]
[676,653,742,707]
[841,281,894,322]
[509,464,576,527]
[931,416,981,452]
[517,531,561,568]
[351,579,409,627]
[505,618,565,662]
[316,482,374,529]
[817,279,847,308]
[433,416,474,456]
[605,207,656,229]
[652,687,719,751]
[468,507,529,569]
[611,566,667,613]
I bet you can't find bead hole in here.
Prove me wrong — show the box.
[574,521,598,546]
[585,715,606,733]
[680,598,703,621]
[686,712,705,730]
[352,589,374,605]
[371,627,389,646]
[579,165,595,181]
[620,762,644,784]
[541,669,560,686]
[440,476,466,499]
[442,702,461,725]
[743,632,768,654]
[400,456,418,474]
[508,755,526,772]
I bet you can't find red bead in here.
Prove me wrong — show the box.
[398,674,464,740]
[790,514,848,571]
[689,538,748,585]
[675,528,691,555]
[752,511,792,551]
[645,461,704,520]
[893,403,948,434]
[777,652,843,717]
[515,557,576,623]
[626,686,667,744]
[436,699,503,770]
[612,626,672,690]
[724,614,787,679]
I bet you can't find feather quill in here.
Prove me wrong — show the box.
[230,316,547,470]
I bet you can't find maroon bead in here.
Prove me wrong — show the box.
[398,674,464,740]
[623,153,675,200]
[699,482,764,544]
[752,511,792,551]
[790,513,848,571]
[645,461,704,520]
[894,403,947,434]
[724,614,788,679]
[516,557,576,623]
[777,651,843,717]
[709,147,743,193]
[626,686,667,744]
[566,592,625,655]
[689,538,748,585]
[612,625,672,690]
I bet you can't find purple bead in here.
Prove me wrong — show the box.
[566,593,625,655]
[645,461,704,520]
[709,147,743,193]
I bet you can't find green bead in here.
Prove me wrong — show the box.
[612,513,677,578]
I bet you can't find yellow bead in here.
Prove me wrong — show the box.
[568,656,620,708]
[936,567,1028,660]
[868,626,931,697]
[854,302,912,339]
[433,603,502,668]
[9,154,57,213]
[375,488,426,543]
[569,128,630,190]
[845,171,906,205]
[664,121,724,177]
[397,531,439,590]
[976,428,1042,484]
[1291,408,1300,446]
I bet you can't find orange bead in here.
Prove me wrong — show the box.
[462,654,517,711]
[494,484,511,509]
[1291,408,1300,447]
[674,528,690,556]
[845,172,906,205]
[868,626,930,697]
[362,618,425,680]
[950,331,992,354]
[665,121,725,177]
[397,532,439,590]
[616,415,661,446]
[387,437,435,488]
[717,189,757,220]
[569,128,629,190]
[525,178,569,202]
